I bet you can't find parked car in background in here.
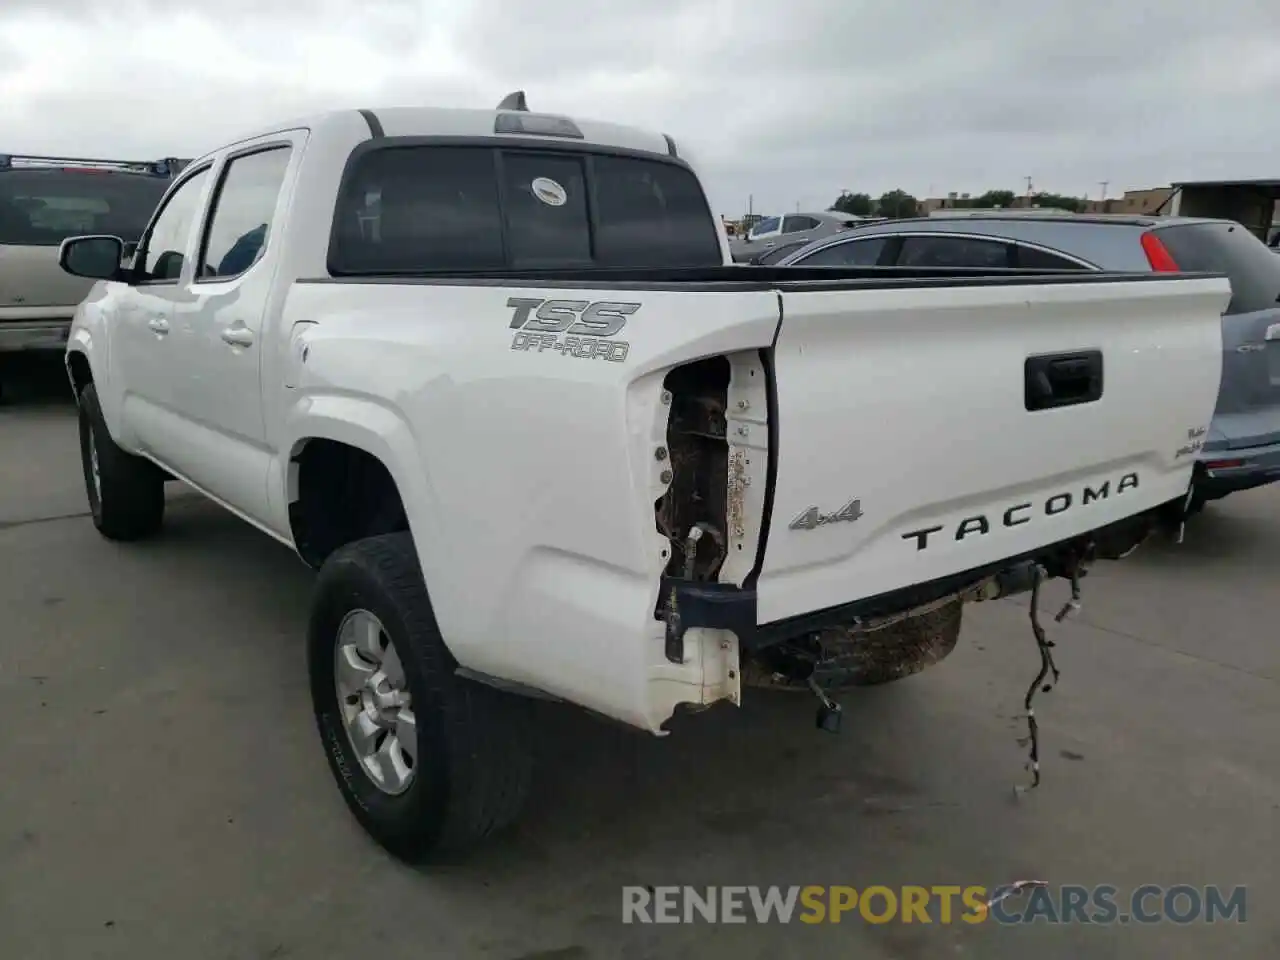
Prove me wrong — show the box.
[778,213,1280,510]
[728,210,884,262]
[0,154,183,398]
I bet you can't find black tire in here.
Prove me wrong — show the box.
[77,383,165,540]
[308,532,533,863]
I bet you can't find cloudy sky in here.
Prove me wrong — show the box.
[2,0,1277,217]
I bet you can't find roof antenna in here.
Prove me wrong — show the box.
[496,90,528,111]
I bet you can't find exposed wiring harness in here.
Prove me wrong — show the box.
[1014,563,1083,795]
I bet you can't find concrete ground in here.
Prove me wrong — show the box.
[1,362,1277,959]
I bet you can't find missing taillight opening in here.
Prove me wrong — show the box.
[655,356,731,582]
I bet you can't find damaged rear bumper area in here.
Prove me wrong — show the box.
[657,509,1167,664]
[651,345,1190,721]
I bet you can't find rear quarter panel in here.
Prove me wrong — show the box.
[275,280,780,727]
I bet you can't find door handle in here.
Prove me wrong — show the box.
[1024,350,1104,411]
[220,326,255,348]
[147,317,169,335]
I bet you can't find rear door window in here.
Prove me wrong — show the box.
[1013,245,1091,270]
[0,169,170,246]
[898,235,1012,267]
[329,145,722,274]
[797,237,889,266]
[1154,222,1280,315]
[198,147,292,280]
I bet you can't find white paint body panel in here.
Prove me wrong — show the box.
[63,104,1231,733]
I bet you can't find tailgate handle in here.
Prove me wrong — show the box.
[1025,350,1103,411]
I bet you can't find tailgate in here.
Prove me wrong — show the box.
[754,275,1229,624]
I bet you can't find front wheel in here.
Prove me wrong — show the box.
[77,383,165,540]
[308,533,533,862]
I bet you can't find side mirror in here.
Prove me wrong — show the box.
[59,235,125,281]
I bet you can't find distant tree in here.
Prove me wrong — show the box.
[832,191,874,216]
[876,189,919,219]
[974,189,1016,208]
[1030,192,1083,213]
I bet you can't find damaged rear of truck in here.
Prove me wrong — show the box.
[61,99,1230,862]
[284,265,1226,832]
[271,107,1230,861]
[643,271,1225,716]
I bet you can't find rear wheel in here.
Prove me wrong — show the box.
[308,533,533,862]
[77,383,165,540]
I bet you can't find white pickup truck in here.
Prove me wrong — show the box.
[58,94,1228,862]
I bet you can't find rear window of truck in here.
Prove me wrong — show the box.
[1155,222,1280,315]
[328,144,723,275]
[0,169,169,246]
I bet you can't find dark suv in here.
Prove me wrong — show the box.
[780,213,1280,509]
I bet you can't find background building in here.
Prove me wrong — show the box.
[1080,187,1175,215]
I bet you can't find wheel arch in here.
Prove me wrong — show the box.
[284,401,436,572]
[65,346,95,398]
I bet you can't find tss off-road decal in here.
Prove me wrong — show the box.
[507,297,638,362]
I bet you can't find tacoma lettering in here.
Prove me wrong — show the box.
[904,472,1141,551]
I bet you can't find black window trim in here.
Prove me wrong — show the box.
[193,141,294,286]
[325,135,714,277]
[133,162,215,287]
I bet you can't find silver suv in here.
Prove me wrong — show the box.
[0,154,181,396]
[779,213,1280,509]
